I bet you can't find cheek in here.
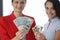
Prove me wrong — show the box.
[52,10,56,16]
[17,4,25,9]
[21,4,25,8]
[46,10,48,14]
[13,3,17,8]
[52,13,56,17]
[52,10,56,14]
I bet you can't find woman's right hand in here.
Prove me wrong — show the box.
[11,28,27,40]
[34,31,46,40]
[16,28,27,39]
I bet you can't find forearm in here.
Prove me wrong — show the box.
[54,30,60,40]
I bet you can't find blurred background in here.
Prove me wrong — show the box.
[0,0,3,16]
[3,0,49,27]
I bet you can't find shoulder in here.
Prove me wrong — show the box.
[0,15,10,24]
[0,15,9,20]
[0,16,9,34]
[53,18,60,31]
[54,18,60,26]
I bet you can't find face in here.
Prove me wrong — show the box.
[12,0,26,13]
[45,1,56,20]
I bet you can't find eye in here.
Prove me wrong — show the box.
[20,2,25,4]
[15,1,18,4]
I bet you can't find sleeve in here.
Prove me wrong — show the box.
[0,25,11,40]
[56,25,60,32]
[26,18,36,40]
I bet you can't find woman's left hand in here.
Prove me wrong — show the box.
[34,31,46,40]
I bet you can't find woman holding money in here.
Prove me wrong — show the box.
[33,0,60,40]
[0,0,36,40]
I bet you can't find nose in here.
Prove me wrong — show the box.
[17,3,21,7]
[48,9,51,14]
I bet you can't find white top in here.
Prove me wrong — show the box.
[42,17,60,40]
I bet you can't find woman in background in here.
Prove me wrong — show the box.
[0,0,36,40]
[33,0,60,40]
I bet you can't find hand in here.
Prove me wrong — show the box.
[34,32,46,40]
[11,28,26,40]
[16,28,27,40]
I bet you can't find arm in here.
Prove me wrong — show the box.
[0,25,11,40]
[0,25,21,40]
[54,30,60,40]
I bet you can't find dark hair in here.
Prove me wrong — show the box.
[12,0,13,2]
[45,0,60,18]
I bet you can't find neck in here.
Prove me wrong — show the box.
[14,11,24,18]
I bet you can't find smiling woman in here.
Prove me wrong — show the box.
[33,0,60,40]
[0,0,36,40]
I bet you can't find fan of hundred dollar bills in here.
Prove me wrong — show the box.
[13,17,33,30]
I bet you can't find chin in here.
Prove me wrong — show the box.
[49,17,54,20]
[48,17,52,19]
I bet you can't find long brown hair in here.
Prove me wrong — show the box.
[45,0,60,18]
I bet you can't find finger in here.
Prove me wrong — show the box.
[16,30,24,36]
[16,29,26,39]
[18,32,25,39]
[35,32,41,36]
[34,32,38,36]
[35,36,41,40]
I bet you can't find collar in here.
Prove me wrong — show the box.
[9,11,25,20]
[49,17,59,23]
[9,11,16,20]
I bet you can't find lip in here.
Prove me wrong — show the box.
[17,7,22,9]
[17,8,22,9]
[47,14,52,17]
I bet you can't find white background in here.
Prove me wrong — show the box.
[3,0,49,26]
